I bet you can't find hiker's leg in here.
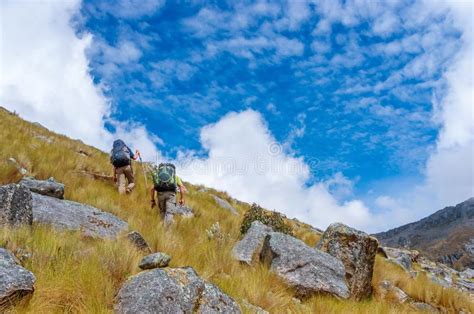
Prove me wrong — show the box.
[157,192,166,219]
[164,192,177,212]
[163,192,176,226]
[124,165,135,192]
[115,167,126,194]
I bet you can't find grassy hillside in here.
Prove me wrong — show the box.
[1,107,472,313]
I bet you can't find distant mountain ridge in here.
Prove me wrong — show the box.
[374,198,474,270]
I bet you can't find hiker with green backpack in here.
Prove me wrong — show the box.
[150,163,186,219]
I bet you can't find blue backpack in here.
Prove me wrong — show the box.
[111,140,131,168]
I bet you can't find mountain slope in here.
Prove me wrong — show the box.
[374,198,474,270]
[1,106,473,313]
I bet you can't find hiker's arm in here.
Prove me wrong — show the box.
[132,149,140,160]
[113,167,117,182]
[178,184,186,205]
[150,187,156,208]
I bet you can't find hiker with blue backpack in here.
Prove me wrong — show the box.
[150,163,186,219]
[110,139,141,194]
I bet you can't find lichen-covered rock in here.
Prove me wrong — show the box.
[126,231,151,253]
[212,195,238,215]
[232,221,272,265]
[32,193,128,239]
[260,232,349,299]
[114,267,240,313]
[0,248,36,310]
[381,247,418,271]
[316,223,378,300]
[139,253,171,270]
[0,184,33,226]
[20,177,64,199]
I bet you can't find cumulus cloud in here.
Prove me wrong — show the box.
[420,0,474,206]
[0,0,161,159]
[372,1,474,220]
[176,110,382,231]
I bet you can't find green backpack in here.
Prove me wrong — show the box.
[152,163,177,192]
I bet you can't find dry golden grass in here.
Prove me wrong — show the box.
[1,107,472,313]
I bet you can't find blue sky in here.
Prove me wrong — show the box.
[79,1,459,201]
[2,0,472,231]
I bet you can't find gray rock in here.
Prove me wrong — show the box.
[455,278,474,292]
[20,177,65,199]
[0,184,33,226]
[316,223,378,300]
[114,267,240,313]
[212,195,238,215]
[459,268,474,280]
[382,247,417,271]
[377,280,410,304]
[32,193,128,239]
[428,273,450,288]
[126,231,151,253]
[163,204,194,226]
[260,232,350,299]
[232,221,272,265]
[395,254,412,271]
[139,253,171,270]
[0,248,36,310]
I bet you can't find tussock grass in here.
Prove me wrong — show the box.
[1,107,472,313]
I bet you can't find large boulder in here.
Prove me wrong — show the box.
[32,193,128,239]
[0,184,33,226]
[19,177,64,199]
[232,221,272,265]
[0,248,36,310]
[316,223,378,300]
[212,195,238,215]
[260,232,350,299]
[114,267,241,313]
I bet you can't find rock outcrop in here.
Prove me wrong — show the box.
[0,248,36,310]
[380,247,419,271]
[0,184,33,226]
[139,253,171,270]
[19,177,64,199]
[32,193,128,239]
[212,195,238,215]
[260,232,350,299]
[232,221,272,265]
[115,267,240,313]
[316,223,378,300]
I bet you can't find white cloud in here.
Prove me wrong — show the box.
[0,0,161,160]
[373,0,474,221]
[420,0,474,206]
[176,109,383,232]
